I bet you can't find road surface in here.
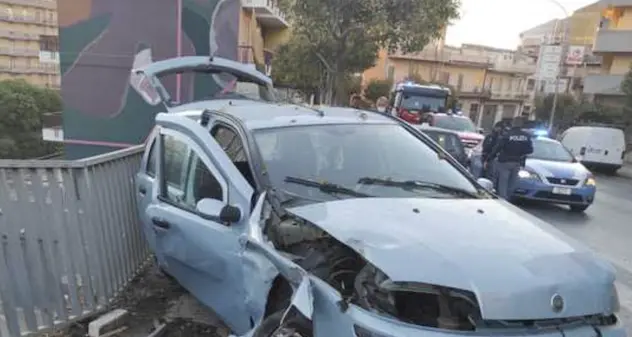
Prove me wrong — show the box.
[522,172,632,333]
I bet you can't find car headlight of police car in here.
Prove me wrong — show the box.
[518,169,541,181]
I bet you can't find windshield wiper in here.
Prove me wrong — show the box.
[357,177,481,198]
[284,176,373,199]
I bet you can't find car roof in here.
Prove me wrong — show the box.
[171,101,397,130]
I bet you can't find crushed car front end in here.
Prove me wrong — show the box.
[246,197,624,337]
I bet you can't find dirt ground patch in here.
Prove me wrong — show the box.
[53,261,229,337]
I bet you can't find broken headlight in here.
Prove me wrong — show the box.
[353,264,482,331]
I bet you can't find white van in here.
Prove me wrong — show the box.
[560,126,626,174]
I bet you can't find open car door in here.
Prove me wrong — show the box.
[147,112,255,334]
[130,55,274,109]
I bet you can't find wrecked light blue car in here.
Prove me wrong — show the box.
[134,56,624,337]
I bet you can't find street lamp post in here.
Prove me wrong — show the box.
[547,0,570,133]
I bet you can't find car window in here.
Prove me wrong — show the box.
[400,94,445,111]
[160,133,225,210]
[425,132,464,155]
[212,125,247,162]
[146,139,157,177]
[433,116,477,132]
[163,134,189,190]
[529,139,574,162]
[254,124,484,202]
[183,152,224,207]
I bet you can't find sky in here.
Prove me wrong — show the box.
[445,0,597,49]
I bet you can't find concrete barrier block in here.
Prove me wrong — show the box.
[88,309,129,337]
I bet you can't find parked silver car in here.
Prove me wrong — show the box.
[134,56,624,337]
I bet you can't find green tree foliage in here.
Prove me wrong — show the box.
[535,93,624,130]
[275,0,460,105]
[0,79,62,159]
[364,79,392,103]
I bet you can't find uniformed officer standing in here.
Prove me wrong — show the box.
[481,121,505,180]
[488,117,533,199]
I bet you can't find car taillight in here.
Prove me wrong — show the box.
[580,147,586,156]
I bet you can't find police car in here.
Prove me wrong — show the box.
[470,133,596,212]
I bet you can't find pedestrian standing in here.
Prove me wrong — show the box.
[350,95,362,109]
[488,117,533,200]
[375,96,389,114]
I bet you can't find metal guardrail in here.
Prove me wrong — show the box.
[0,146,149,337]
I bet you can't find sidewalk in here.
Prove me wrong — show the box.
[620,165,632,179]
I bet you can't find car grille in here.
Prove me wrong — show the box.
[545,177,580,186]
[534,191,583,202]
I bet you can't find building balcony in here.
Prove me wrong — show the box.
[242,0,289,28]
[0,47,39,57]
[0,14,58,27]
[593,29,632,53]
[583,74,625,95]
[0,0,57,9]
[0,64,60,74]
[0,30,40,41]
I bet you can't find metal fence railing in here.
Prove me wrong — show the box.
[0,146,149,337]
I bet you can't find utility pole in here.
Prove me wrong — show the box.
[547,0,570,133]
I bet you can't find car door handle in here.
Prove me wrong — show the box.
[151,217,171,229]
[138,186,147,195]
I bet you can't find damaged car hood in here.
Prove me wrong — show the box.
[287,198,617,320]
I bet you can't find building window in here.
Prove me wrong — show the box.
[386,65,395,82]
[469,103,479,114]
[457,74,464,91]
[39,35,59,52]
[527,79,535,91]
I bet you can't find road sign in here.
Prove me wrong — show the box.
[536,45,563,81]
[566,45,585,65]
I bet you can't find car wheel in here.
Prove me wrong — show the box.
[253,311,312,337]
[569,204,589,212]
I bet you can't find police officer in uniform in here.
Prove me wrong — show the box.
[481,121,505,180]
[488,117,533,200]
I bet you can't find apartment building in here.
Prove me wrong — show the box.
[239,0,290,75]
[0,0,59,88]
[363,43,536,131]
[583,0,632,106]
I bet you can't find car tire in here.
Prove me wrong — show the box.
[569,204,589,213]
[253,310,313,337]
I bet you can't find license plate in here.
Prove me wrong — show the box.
[552,187,572,195]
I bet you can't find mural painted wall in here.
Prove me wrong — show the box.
[58,0,240,159]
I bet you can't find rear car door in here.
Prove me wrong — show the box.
[147,113,254,334]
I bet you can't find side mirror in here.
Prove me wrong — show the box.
[477,178,494,192]
[196,198,242,224]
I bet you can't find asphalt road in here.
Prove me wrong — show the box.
[521,172,632,333]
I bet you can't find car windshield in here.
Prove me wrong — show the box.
[160,71,276,105]
[401,94,446,112]
[433,115,477,133]
[529,139,574,162]
[254,124,487,203]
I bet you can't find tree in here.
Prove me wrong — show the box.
[364,79,392,102]
[276,0,460,105]
[0,80,62,159]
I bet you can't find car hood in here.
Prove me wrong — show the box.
[526,158,590,180]
[288,198,616,320]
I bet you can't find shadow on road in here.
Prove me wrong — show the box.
[519,201,593,226]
